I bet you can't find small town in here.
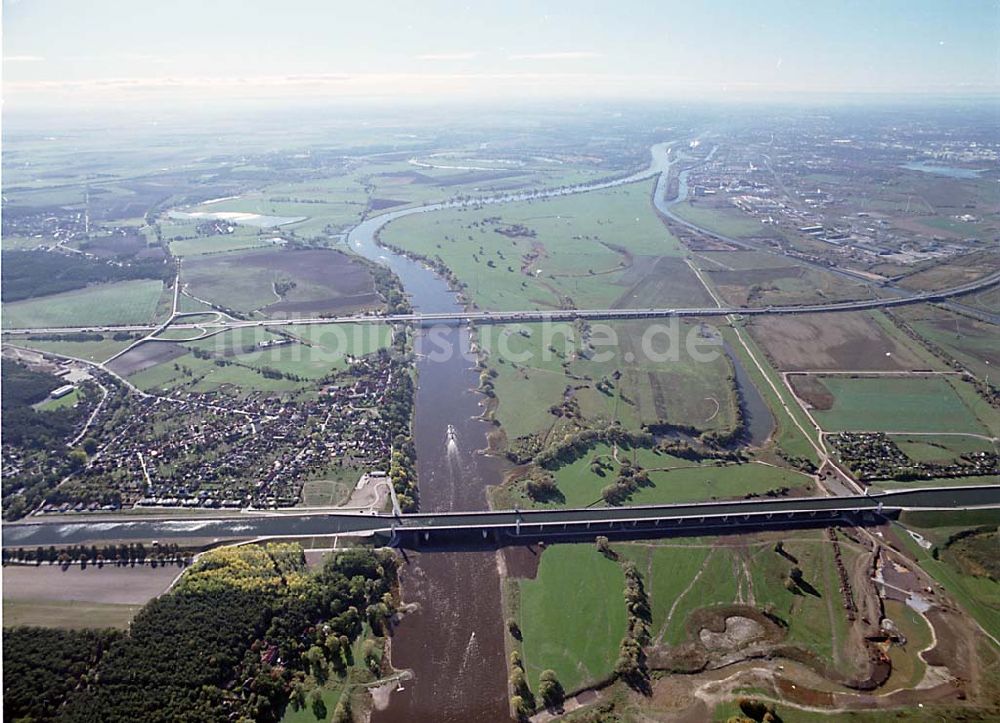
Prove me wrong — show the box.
[22,351,409,513]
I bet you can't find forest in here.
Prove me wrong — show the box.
[2,544,399,722]
[1,359,79,448]
[3,628,124,721]
[1,250,171,302]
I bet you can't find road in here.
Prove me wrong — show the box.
[3,266,997,338]
[4,485,998,548]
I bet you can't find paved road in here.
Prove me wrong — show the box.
[4,267,998,337]
[5,486,998,548]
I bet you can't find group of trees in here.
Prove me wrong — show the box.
[2,542,191,569]
[528,425,654,469]
[726,696,783,723]
[524,473,562,503]
[1,360,81,448]
[369,264,411,315]
[10,544,398,723]
[508,650,536,720]
[613,561,651,692]
[1,249,170,302]
[600,461,651,506]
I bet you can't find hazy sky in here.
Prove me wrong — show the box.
[4,0,999,109]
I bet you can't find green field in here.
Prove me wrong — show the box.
[808,375,989,435]
[2,280,164,329]
[483,320,739,443]
[892,434,997,464]
[904,315,998,384]
[510,444,814,509]
[381,179,707,311]
[672,201,765,238]
[129,323,392,393]
[2,599,143,629]
[516,544,626,694]
[618,532,858,664]
[181,250,290,312]
[35,388,83,411]
[168,230,276,257]
[11,336,136,363]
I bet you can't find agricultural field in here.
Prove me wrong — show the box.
[9,335,137,363]
[897,249,1000,292]
[891,434,997,464]
[703,263,878,308]
[505,443,814,509]
[180,247,380,317]
[115,322,392,394]
[791,374,992,435]
[480,320,739,444]
[380,179,712,311]
[671,199,768,238]
[893,304,1000,382]
[2,279,164,329]
[513,544,626,694]
[748,311,940,372]
[2,564,179,629]
[164,229,274,257]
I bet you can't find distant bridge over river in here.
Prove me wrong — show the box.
[5,486,999,549]
[3,269,998,338]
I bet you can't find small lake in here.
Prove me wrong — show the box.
[167,210,306,227]
[900,162,986,180]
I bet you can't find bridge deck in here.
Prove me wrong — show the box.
[4,486,998,548]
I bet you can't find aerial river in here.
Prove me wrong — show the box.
[345,141,771,721]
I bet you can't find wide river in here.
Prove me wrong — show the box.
[346,142,772,721]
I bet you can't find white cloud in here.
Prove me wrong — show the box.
[508,51,602,61]
[4,55,45,62]
[415,52,478,61]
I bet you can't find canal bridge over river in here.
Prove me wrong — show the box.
[5,486,999,549]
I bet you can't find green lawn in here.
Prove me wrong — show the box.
[517,544,626,694]
[35,388,83,411]
[2,280,164,329]
[810,375,988,435]
[300,466,364,507]
[891,434,996,463]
